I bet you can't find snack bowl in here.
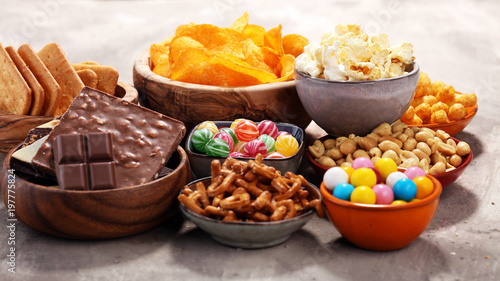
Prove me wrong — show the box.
[306,135,472,188]
[0,81,138,154]
[185,121,305,179]
[133,49,312,132]
[408,104,478,137]
[294,62,420,137]
[179,177,320,249]
[320,171,442,251]
[0,145,191,240]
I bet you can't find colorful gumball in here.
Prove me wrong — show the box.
[205,138,230,157]
[391,200,407,205]
[352,157,374,169]
[257,120,279,139]
[219,127,238,144]
[234,120,259,142]
[258,134,276,154]
[266,152,285,159]
[275,134,299,157]
[350,167,377,187]
[191,128,213,153]
[413,176,434,199]
[341,166,355,180]
[197,121,218,135]
[370,167,382,184]
[232,141,247,154]
[386,171,408,189]
[404,166,427,180]
[323,167,349,192]
[230,118,247,130]
[229,151,244,157]
[214,131,234,151]
[333,183,355,201]
[372,184,394,204]
[244,139,268,158]
[393,178,417,202]
[374,157,398,181]
[350,185,376,204]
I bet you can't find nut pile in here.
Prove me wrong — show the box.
[308,120,471,175]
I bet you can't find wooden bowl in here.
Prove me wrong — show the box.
[306,136,472,188]
[132,49,312,132]
[0,82,138,154]
[0,145,191,239]
[408,104,478,137]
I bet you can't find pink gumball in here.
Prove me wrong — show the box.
[214,131,234,151]
[404,166,427,179]
[229,151,243,157]
[352,157,374,169]
[265,152,285,159]
[372,184,394,204]
[257,120,278,139]
[244,139,267,158]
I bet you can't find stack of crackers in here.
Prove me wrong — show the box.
[0,43,119,116]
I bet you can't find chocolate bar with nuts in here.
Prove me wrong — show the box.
[31,87,186,188]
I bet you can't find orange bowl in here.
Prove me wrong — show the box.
[320,173,442,251]
[408,104,477,137]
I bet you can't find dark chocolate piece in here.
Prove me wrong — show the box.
[53,132,116,190]
[31,87,186,188]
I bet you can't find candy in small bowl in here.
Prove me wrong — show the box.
[178,155,324,248]
[185,119,305,179]
[320,157,442,251]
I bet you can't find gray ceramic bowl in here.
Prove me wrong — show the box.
[185,121,305,179]
[295,62,420,137]
[179,177,320,248]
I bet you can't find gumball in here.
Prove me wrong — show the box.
[230,118,247,130]
[232,141,247,154]
[413,176,434,199]
[234,120,259,142]
[410,198,421,203]
[404,166,426,180]
[197,121,218,135]
[391,200,407,205]
[218,127,238,144]
[323,167,349,192]
[229,151,244,157]
[372,184,394,204]
[350,167,377,187]
[374,157,398,181]
[191,128,214,153]
[244,139,268,158]
[352,157,374,170]
[333,183,355,201]
[276,131,291,138]
[205,138,230,157]
[257,120,279,139]
[258,134,276,154]
[275,134,299,157]
[341,166,355,180]
[370,167,382,184]
[393,178,417,202]
[350,186,376,204]
[386,171,408,189]
[266,152,285,159]
[214,131,234,151]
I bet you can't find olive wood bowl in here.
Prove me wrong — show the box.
[0,81,138,154]
[0,145,191,240]
[132,49,312,132]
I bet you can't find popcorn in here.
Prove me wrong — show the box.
[296,24,415,81]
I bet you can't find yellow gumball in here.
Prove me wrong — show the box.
[391,200,407,205]
[350,186,376,204]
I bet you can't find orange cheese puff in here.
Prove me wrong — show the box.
[415,103,432,122]
[430,110,449,124]
[448,103,467,121]
[431,101,449,114]
[415,72,432,98]
[455,93,477,108]
[423,95,438,106]
[401,105,415,122]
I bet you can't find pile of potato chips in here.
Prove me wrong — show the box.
[149,12,308,86]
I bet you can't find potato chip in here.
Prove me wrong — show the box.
[260,46,280,76]
[264,25,284,56]
[244,24,265,46]
[230,12,248,33]
[276,54,296,82]
[169,36,205,64]
[282,34,309,58]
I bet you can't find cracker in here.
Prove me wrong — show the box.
[77,60,100,65]
[18,44,61,116]
[76,69,98,88]
[72,63,119,95]
[37,43,85,115]
[0,43,32,115]
[5,46,45,116]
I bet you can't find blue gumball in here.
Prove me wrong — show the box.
[333,183,355,201]
[393,178,417,202]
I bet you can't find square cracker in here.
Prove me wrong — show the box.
[37,43,85,115]
[18,44,61,116]
[5,46,45,116]
[0,43,32,115]
[76,69,98,89]
[72,63,119,95]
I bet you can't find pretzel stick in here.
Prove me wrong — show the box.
[178,194,205,216]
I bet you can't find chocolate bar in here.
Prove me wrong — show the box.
[31,87,186,188]
[54,132,116,190]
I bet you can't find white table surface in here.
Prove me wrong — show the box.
[0,0,499,280]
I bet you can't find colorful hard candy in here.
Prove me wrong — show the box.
[244,139,268,158]
[205,138,230,157]
[276,131,291,138]
[257,120,278,139]
[197,121,218,135]
[275,134,299,157]
[258,134,276,154]
[265,152,285,158]
[218,127,238,144]
[232,141,248,154]
[191,128,214,153]
[214,131,234,151]
[230,118,247,130]
[229,151,244,158]
[234,120,259,142]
